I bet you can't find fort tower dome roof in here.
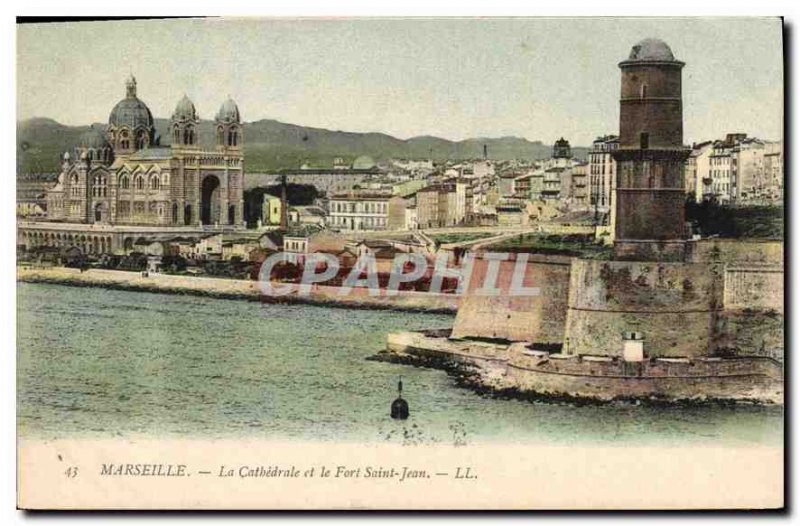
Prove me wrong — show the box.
[627,38,676,61]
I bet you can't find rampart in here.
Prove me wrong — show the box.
[450,254,572,344]
[688,238,783,266]
[563,259,723,358]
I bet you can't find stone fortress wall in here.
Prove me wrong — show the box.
[450,254,572,344]
[449,239,783,360]
[563,259,722,358]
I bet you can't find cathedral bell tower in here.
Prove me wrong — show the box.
[171,95,199,149]
[215,97,242,150]
[612,38,691,261]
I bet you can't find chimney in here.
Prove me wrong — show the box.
[279,174,288,230]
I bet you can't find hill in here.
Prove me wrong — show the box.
[17,117,589,174]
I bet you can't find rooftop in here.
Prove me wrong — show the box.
[128,147,173,160]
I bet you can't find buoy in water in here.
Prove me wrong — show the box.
[390,376,409,420]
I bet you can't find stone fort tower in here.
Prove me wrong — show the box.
[612,38,691,261]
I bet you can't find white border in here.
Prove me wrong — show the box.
[4,2,797,523]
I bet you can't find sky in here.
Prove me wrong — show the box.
[17,17,783,145]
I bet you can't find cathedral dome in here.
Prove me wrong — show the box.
[215,98,241,123]
[78,126,109,149]
[109,96,154,129]
[172,95,198,122]
[627,38,676,61]
[108,75,154,129]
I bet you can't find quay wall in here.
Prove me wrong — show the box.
[383,332,784,403]
[503,357,783,403]
[17,266,459,313]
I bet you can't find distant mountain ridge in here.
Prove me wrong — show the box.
[17,117,589,174]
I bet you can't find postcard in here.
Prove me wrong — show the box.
[16,16,784,510]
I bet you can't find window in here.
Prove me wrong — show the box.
[134,175,144,191]
[136,131,146,150]
[640,83,647,99]
[92,174,107,197]
[120,174,130,190]
[227,128,239,147]
[120,131,130,150]
[150,175,160,190]
[640,132,649,150]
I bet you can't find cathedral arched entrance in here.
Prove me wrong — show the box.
[201,175,221,225]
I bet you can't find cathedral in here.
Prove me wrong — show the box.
[46,75,245,228]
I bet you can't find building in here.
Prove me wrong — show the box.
[686,135,782,204]
[568,162,589,207]
[513,173,533,200]
[541,167,564,200]
[248,167,384,198]
[415,184,456,229]
[17,173,56,218]
[707,140,735,202]
[287,205,327,228]
[262,194,282,226]
[762,141,784,201]
[328,190,407,231]
[529,168,544,200]
[45,76,244,228]
[588,135,618,214]
[496,200,527,227]
[552,137,571,159]
[685,141,713,202]
[733,137,765,202]
[392,179,427,197]
[404,204,418,230]
[612,38,690,261]
[497,173,518,197]
[541,138,575,171]
[283,235,309,255]
[448,178,474,225]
